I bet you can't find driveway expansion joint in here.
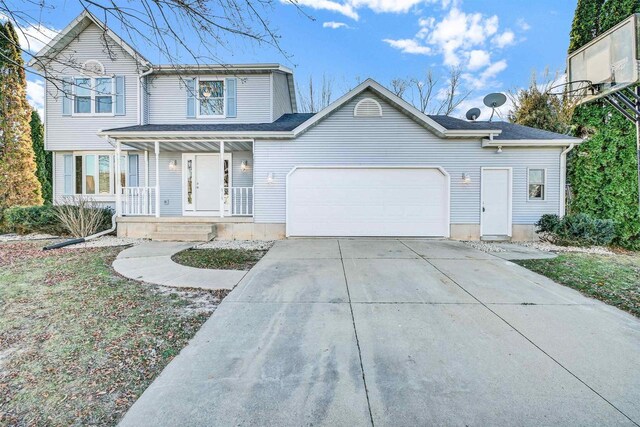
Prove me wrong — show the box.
[397,239,639,426]
[338,240,375,427]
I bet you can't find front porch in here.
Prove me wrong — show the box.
[116,216,285,241]
[111,139,255,220]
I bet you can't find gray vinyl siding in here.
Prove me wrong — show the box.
[232,152,254,187]
[52,151,145,208]
[253,90,563,225]
[272,72,293,120]
[45,23,141,151]
[147,74,272,124]
[148,152,182,216]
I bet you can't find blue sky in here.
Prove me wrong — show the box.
[10,0,577,119]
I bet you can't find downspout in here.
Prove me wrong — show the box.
[559,143,575,217]
[138,68,154,125]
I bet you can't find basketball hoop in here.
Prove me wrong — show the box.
[545,79,594,102]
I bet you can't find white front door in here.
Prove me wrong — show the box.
[481,168,512,236]
[195,155,220,211]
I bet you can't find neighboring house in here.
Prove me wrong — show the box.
[29,11,582,241]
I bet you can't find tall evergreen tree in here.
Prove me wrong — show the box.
[0,21,42,208]
[567,0,640,248]
[30,109,51,203]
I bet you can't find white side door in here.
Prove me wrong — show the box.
[481,167,512,236]
[195,155,220,211]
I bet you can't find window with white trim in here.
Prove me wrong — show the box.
[528,169,546,200]
[73,77,114,115]
[198,79,225,116]
[73,154,128,195]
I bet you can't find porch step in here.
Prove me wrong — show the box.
[150,223,216,242]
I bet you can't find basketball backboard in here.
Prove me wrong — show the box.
[567,13,640,105]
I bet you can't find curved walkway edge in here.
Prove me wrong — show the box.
[112,241,246,290]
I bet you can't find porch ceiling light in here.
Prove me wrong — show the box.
[241,160,250,172]
[462,173,471,184]
[169,159,178,171]
[267,172,274,184]
[496,146,503,154]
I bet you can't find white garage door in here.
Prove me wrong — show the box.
[287,167,449,237]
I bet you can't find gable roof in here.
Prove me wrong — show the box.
[291,79,503,139]
[27,10,151,69]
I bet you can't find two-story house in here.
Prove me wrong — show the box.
[29,11,581,241]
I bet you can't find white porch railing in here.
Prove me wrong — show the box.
[122,187,156,216]
[229,186,254,216]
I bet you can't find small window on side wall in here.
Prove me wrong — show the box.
[528,169,545,201]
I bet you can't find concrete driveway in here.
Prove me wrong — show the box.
[120,239,640,426]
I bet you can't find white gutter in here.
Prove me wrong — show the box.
[138,68,154,125]
[560,143,576,216]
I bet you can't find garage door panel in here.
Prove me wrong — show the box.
[287,167,449,237]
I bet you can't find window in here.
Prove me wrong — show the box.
[73,154,127,195]
[73,77,114,115]
[198,80,224,116]
[528,169,546,200]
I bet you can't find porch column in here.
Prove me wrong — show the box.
[115,140,122,216]
[219,140,225,218]
[155,141,160,218]
[144,150,149,187]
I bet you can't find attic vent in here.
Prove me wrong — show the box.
[354,98,382,117]
[82,60,105,75]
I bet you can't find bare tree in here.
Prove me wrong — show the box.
[409,70,437,113]
[297,74,334,113]
[397,67,471,116]
[0,0,307,91]
[390,78,409,100]
[435,67,470,115]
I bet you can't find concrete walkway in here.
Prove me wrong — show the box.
[112,241,246,290]
[119,239,640,426]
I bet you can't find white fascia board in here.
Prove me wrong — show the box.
[482,138,583,147]
[444,129,502,137]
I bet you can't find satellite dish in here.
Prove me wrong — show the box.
[466,108,481,121]
[483,93,507,108]
[483,92,506,121]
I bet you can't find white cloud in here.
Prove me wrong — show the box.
[467,49,490,70]
[492,30,515,48]
[286,0,359,20]
[383,38,431,55]
[27,79,45,115]
[284,0,425,20]
[516,18,531,31]
[463,59,508,89]
[0,13,58,53]
[323,21,349,29]
[348,0,424,14]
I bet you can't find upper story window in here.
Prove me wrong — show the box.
[198,80,225,117]
[73,76,114,115]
